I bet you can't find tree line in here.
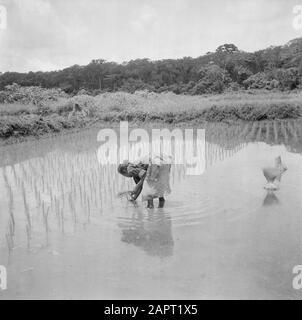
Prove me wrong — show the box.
[0,38,302,95]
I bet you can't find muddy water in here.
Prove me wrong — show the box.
[1,120,302,299]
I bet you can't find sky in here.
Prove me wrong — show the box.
[0,0,302,72]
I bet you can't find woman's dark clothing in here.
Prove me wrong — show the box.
[118,161,165,205]
[118,162,148,199]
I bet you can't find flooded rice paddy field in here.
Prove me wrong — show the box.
[1,120,302,299]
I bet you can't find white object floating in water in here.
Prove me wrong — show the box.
[262,156,287,190]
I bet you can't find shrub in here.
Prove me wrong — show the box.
[0,83,68,104]
[190,65,231,94]
[243,72,268,89]
[273,68,300,90]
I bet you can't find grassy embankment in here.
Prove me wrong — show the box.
[0,89,302,141]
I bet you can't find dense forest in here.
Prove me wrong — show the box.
[1,38,302,95]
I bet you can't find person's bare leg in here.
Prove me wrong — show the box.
[147,199,154,209]
[158,197,165,208]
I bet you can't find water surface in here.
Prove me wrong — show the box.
[1,120,302,299]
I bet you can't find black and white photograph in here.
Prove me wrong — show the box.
[1,0,302,302]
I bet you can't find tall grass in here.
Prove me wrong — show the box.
[0,89,302,140]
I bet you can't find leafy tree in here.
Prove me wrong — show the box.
[274,68,300,90]
[1,38,302,94]
[215,44,239,54]
[191,65,231,94]
[234,65,253,84]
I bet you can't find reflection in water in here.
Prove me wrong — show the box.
[263,191,280,207]
[118,208,174,258]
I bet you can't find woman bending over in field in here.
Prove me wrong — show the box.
[118,155,171,208]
